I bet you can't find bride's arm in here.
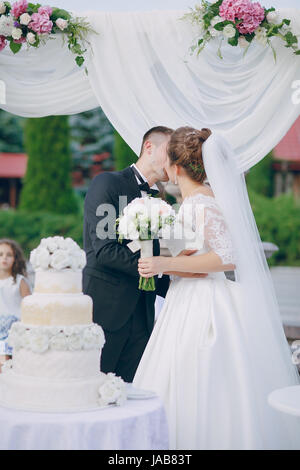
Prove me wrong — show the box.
[138,251,235,278]
[139,204,236,277]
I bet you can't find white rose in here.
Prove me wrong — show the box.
[83,325,105,350]
[0,15,14,36]
[49,332,68,351]
[64,237,78,251]
[0,2,6,14]
[11,27,22,40]
[56,18,68,31]
[52,236,65,249]
[127,221,140,240]
[36,247,51,269]
[50,249,72,270]
[20,13,31,26]
[223,24,236,39]
[127,202,148,219]
[98,381,122,405]
[77,250,86,269]
[7,330,23,350]
[255,27,267,46]
[27,34,36,45]
[266,11,278,24]
[28,331,49,354]
[66,333,83,351]
[238,36,249,48]
[29,248,39,268]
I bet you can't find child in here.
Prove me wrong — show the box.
[0,239,31,372]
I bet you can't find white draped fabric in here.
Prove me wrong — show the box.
[0,8,300,171]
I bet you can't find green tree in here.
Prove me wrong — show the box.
[246,152,274,197]
[114,131,137,171]
[20,116,78,214]
[70,108,114,172]
[0,109,25,152]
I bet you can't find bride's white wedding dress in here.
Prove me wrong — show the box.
[133,192,300,450]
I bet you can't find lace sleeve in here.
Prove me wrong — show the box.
[204,204,236,265]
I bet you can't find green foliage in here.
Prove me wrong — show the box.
[246,152,274,198]
[249,189,300,266]
[70,108,114,171]
[0,110,25,152]
[114,131,137,171]
[0,210,83,258]
[19,116,79,215]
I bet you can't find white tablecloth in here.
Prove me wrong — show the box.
[0,398,169,450]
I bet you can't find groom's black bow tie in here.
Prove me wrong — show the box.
[138,181,160,197]
[131,165,160,196]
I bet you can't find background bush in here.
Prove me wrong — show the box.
[0,189,299,266]
[0,210,83,258]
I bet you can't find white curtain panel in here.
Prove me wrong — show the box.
[0,8,300,171]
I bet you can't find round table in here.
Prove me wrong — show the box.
[268,385,300,417]
[0,397,169,450]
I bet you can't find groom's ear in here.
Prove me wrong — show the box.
[143,140,152,155]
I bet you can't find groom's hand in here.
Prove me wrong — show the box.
[166,250,208,279]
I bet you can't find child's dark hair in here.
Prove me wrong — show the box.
[0,239,27,284]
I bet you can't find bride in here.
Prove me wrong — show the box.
[133,127,300,450]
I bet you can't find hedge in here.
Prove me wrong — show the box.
[0,190,299,266]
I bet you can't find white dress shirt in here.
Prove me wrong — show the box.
[130,164,159,198]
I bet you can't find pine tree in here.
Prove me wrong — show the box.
[114,131,137,171]
[20,116,78,214]
[70,108,114,172]
[0,110,25,152]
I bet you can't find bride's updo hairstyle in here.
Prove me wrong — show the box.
[167,127,212,183]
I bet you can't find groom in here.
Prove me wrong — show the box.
[83,126,174,382]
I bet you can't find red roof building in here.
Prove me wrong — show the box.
[0,153,27,208]
[273,116,300,198]
[0,152,113,208]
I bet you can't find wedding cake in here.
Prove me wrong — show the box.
[0,237,126,412]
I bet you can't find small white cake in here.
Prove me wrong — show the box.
[0,237,127,412]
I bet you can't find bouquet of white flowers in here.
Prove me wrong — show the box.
[116,196,176,291]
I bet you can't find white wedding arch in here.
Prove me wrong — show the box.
[0,5,299,172]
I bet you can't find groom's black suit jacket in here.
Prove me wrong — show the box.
[83,166,170,334]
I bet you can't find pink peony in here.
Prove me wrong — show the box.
[38,6,53,16]
[0,35,7,51]
[28,13,53,34]
[11,0,28,18]
[219,0,265,35]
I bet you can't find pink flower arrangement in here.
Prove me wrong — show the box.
[38,5,53,16]
[0,2,95,68]
[0,35,7,51]
[11,0,28,18]
[219,0,265,34]
[28,12,53,34]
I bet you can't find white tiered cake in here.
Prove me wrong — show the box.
[0,237,126,412]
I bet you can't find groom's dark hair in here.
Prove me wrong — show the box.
[139,126,173,157]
